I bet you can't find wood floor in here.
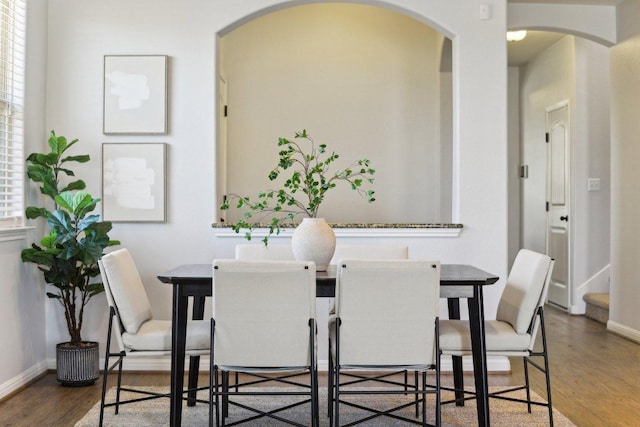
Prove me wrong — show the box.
[0,305,639,426]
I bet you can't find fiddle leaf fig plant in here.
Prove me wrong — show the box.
[21,131,120,346]
[221,129,376,244]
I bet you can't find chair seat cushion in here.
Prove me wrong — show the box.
[122,319,210,351]
[439,319,531,352]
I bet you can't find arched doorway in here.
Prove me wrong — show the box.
[508,28,612,313]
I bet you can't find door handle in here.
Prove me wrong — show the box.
[560,215,569,222]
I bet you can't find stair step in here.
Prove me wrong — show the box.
[583,293,609,324]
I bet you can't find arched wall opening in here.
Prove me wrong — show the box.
[216,2,454,225]
[506,22,612,313]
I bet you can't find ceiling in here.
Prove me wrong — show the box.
[507,31,565,66]
[506,0,623,65]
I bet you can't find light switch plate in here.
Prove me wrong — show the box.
[479,4,491,20]
[588,178,600,191]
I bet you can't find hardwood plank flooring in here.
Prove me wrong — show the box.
[0,305,638,426]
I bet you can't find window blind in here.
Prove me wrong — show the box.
[0,0,26,229]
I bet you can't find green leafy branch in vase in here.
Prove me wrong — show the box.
[221,129,376,244]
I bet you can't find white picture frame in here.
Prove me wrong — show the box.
[103,55,168,134]
[102,143,167,222]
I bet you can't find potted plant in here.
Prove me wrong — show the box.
[221,129,375,269]
[21,131,120,386]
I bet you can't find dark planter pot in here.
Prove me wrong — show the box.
[56,341,99,387]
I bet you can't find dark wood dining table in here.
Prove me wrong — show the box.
[158,263,499,427]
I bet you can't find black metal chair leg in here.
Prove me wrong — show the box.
[209,319,215,427]
[223,371,229,421]
[328,350,334,426]
[524,357,532,413]
[421,371,427,424]
[540,309,554,427]
[98,333,112,426]
[115,358,124,414]
[414,370,419,418]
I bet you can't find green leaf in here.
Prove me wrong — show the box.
[47,131,59,152]
[26,164,52,183]
[47,209,72,233]
[87,283,105,297]
[22,247,55,266]
[62,155,90,164]
[25,206,50,220]
[54,167,75,177]
[60,180,87,192]
[41,233,58,249]
[55,191,93,214]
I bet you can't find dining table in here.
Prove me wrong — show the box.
[158,263,499,427]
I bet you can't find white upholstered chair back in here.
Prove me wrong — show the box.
[335,259,440,366]
[496,249,554,336]
[235,243,295,260]
[99,258,128,354]
[330,244,408,265]
[212,259,316,368]
[528,258,555,350]
[99,248,152,334]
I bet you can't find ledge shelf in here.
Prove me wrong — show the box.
[212,223,463,238]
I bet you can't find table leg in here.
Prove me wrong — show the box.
[187,296,206,406]
[447,298,465,406]
[468,285,490,427]
[170,283,189,427]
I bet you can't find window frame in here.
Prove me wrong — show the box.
[0,0,27,232]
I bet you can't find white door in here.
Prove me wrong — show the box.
[546,103,570,309]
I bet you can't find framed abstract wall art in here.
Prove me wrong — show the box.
[102,143,167,222]
[103,55,168,134]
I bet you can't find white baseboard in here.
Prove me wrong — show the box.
[47,355,511,374]
[0,360,48,400]
[607,320,640,344]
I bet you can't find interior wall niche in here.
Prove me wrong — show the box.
[218,3,453,224]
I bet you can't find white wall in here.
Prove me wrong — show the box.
[572,37,611,312]
[520,35,611,314]
[221,3,445,224]
[508,66,521,268]
[438,36,453,224]
[608,0,640,342]
[520,36,576,254]
[0,0,49,400]
[35,0,509,370]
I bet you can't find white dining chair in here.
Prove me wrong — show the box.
[235,243,295,260]
[210,259,318,427]
[325,244,411,376]
[97,248,209,427]
[329,259,441,427]
[439,249,555,426]
[330,244,408,265]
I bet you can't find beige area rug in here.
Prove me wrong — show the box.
[78,386,575,426]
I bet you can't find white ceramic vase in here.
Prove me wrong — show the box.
[291,218,336,271]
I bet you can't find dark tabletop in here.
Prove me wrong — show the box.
[158,263,498,294]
